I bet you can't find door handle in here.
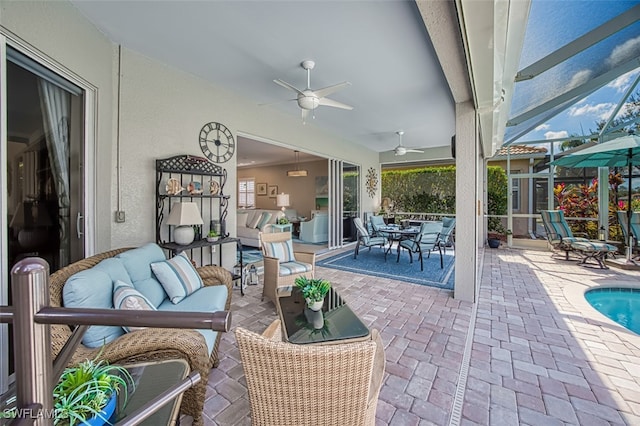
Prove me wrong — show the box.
[76,211,84,239]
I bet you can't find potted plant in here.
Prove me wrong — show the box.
[206,229,219,242]
[277,217,290,225]
[53,354,135,426]
[294,276,331,311]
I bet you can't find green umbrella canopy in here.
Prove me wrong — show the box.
[551,135,640,168]
[551,134,640,261]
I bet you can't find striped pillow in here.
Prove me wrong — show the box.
[150,252,203,304]
[262,239,296,262]
[113,280,156,332]
[255,212,272,230]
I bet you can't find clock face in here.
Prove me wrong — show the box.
[199,122,235,163]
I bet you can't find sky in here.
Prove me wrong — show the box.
[508,0,640,145]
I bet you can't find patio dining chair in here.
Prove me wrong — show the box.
[353,217,388,260]
[437,217,456,254]
[397,221,444,270]
[369,215,391,239]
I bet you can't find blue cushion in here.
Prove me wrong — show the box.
[93,258,132,285]
[151,252,203,304]
[117,243,167,307]
[157,285,228,354]
[279,261,313,276]
[256,212,272,230]
[63,269,124,348]
[262,240,296,262]
[113,280,157,333]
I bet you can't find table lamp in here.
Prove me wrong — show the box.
[166,202,204,245]
[277,193,290,218]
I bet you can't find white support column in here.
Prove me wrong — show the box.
[454,101,478,302]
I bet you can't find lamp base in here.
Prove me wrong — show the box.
[174,225,195,245]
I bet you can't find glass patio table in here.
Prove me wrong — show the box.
[277,287,369,345]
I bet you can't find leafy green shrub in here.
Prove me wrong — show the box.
[487,166,508,233]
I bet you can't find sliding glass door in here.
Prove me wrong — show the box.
[1,44,87,392]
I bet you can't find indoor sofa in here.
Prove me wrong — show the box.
[49,243,233,425]
[237,208,298,247]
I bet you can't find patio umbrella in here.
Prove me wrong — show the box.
[551,134,640,261]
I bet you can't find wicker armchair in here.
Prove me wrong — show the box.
[235,320,385,426]
[49,247,233,426]
[259,231,315,303]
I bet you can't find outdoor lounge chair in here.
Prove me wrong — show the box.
[616,210,640,259]
[235,319,385,426]
[397,221,444,270]
[540,210,617,268]
[353,217,388,260]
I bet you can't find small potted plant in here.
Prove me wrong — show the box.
[294,276,331,311]
[277,217,290,225]
[53,354,135,425]
[206,229,219,242]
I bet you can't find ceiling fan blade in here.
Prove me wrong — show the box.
[406,149,424,153]
[274,79,305,96]
[314,81,351,98]
[318,97,353,110]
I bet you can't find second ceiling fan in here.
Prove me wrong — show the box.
[273,60,353,122]
[393,131,424,156]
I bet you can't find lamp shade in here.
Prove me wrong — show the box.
[276,193,290,208]
[166,202,204,226]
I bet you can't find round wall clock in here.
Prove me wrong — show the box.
[366,167,378,198]
[199,122,235,163]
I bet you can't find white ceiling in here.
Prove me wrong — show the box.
[70,0,457,156]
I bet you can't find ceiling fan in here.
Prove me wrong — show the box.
[273,60,353,122]
[394,131,424,156]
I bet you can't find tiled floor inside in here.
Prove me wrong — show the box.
[186,247,640,425]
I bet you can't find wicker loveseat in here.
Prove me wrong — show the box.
[49,245,233,425]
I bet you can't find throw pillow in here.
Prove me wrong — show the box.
[247,212,262,229]
[113,280,156,332]
[262,239,296,262]
[256,212,272,230]
[150,252,203,304]
[237,211,249,228]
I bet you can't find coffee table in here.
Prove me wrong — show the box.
[117,359,190,425]
[277,287,369,345]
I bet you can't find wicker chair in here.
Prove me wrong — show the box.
[49,247,233,426]
[235,319,385,426]
[259,231,315,303]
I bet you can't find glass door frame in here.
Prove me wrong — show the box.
[0,32,98,393]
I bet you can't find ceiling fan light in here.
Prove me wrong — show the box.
[287,169,308,177]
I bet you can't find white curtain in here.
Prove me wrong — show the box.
[38,80,70,267]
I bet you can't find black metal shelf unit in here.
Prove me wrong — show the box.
[155,155,245,295]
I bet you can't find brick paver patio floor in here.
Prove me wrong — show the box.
[185,247,640,425]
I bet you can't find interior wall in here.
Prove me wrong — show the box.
[238,159,328,218]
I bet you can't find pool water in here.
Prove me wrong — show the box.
[585,287,640,335]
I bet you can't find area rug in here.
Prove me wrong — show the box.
[317,246,454,290]
[239,248,263,265]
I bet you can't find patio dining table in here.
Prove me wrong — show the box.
[378,225,421,255]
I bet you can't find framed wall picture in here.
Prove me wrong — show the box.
[268,185,278,198]
[257,183,268,196]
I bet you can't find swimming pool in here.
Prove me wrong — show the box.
[585,287,640,335]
